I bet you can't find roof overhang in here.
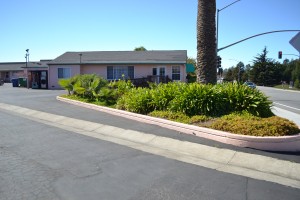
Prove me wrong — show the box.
[48,61,186,65]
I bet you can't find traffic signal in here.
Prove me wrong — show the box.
[217,56,222,68]
[278,51,282,59]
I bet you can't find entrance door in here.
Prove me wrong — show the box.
[152,67,165,83]
[31,71,48,89]
[40,71,47,89]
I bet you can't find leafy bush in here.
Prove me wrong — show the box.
[221,83,273,117]
[148,110,211,124]
[190,115,211,124]
[108,79,134,99]
[168,83,220,116]
[58,75,80,95]
[116,87,153,114]
[149,82,185,111]
[210,112,300,136]
[73,74,108,100]
[148,110,190,123]
[117,82,273,118]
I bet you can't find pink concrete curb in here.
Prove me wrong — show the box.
[57,96,300,152]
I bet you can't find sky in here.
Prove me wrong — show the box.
[1,0,299,68]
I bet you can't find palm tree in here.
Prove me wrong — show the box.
[196,0,217,84]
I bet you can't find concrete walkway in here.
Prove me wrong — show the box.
[0,102,300,189]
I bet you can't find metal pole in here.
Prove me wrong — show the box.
[218,0,241,12]
[218,30,300,52]
[216,0,240,52]
[25,49,29,89]
[216,0,240,75]
[216,9,219,52]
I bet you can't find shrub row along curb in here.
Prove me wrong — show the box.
[57,96,300,152]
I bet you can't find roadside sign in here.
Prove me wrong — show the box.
[289,32,300,53]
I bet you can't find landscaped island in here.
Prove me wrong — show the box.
[59,74,300,137]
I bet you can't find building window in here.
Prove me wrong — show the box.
[152,67,165,76]
[58,68,71,79]
[107,66,134,80]
[172,66,181,80]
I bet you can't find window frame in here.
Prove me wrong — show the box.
[57,67,71,79]
[172,66,181,81]
[107,66,134,80]
[152,66,166,76]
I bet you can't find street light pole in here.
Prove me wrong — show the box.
[25,49,29,89]
[216,0,241,52]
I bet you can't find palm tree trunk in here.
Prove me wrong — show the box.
[196,0,217,84]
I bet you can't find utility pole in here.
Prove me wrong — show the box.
[25,49,29,89]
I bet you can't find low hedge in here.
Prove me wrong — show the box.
[210,112,300,137]
[117,82,273,117]
[149,111,299,137]
[148,110,211,124]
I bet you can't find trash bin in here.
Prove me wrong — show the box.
[18,77,27,87]
[11,78,19,87]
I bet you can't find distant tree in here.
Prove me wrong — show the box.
[187,57,196,66]
[250,47,282,86]
[186,57,197,83]
[134,46,147,51]
[242,64,251,82]
[282,60,292,82]
[291,60,300,82]
[295,79,300,89]
[223,62,246,82]
[196,0,217,84]
[223,66,237,82]
[236,61,245,82]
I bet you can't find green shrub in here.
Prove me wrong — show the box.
[148,110,211,124]
[149,82,185,111]
[221,83,273,117]
[96,87,118,105]
[148,110,190,123]
[117,82,273,118]
[210,112,299,136]
[108,79,134,98]
[73,74,108,100]
[116,87,153,114]
[58,75,80,95]
[190,115,211,123]
[168,83,222,116]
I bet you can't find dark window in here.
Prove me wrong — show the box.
[128,66,134,79]
[107,66,134,80]
[58,68,71,79]
[107,66,113,79]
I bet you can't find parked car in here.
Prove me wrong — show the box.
[244,81,256,89]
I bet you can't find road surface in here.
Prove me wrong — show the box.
[0,83,299,200]
[258,86,300,115]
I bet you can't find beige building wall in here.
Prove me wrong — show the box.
[48,65,80,89]
[81,64,186,81]
[50,64,186,89]
[81,65,107,79]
